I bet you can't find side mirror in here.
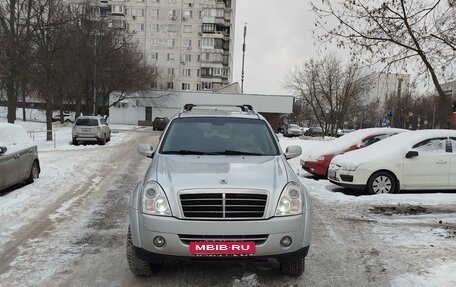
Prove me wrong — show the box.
[405,150,419,158]
[137,144,155,158]
[285,145,302,160]
[0,146,7,155]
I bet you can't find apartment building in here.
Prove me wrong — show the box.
[113,0,235,92]
[364,73,410,106]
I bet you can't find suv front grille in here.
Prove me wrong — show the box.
[180,193,267,219]
[178,234,269,245]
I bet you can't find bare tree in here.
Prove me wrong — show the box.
[285,55,371,136]
[0,0,36,123]
[313,0,455,127]
[29,0,71,140]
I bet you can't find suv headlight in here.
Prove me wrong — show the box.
[142,181,172,216]
[275,182,303,217]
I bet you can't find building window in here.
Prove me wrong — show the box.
[167,82,174,90]
[134,23,145,32]
[151,66,158,75]
[167,67,175,75]
[150,52,158,61]
[184,0,193,4]
[111,5,125,15]
[150,23,159,32]
[222,69,228,77]
[201,67,211,76]
[182,83,191,90]
[182,68,191,76]
[169,9,177,18]
[213,68,221,76]
[167,39,175,47]
[183,10,192,18]
[202,53,210,61]
[182,53,191,62]
[167,53,175,61]
[202,38,214,48]
[201,82,212,90]
[168,23,176,32]
[150,38,159,47]
[151,9,159,18]
[183,39,192,48]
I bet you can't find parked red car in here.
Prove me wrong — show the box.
[300,128,408,177]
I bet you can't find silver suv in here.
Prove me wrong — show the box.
[127,104,313,276]
[72,116,111,145]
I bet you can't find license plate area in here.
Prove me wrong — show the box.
[190,241,256,256]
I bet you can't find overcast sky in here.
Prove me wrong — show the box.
[232,1,322,95]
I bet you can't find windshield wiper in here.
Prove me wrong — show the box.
[217,150,263,156]
[162,150,216,155]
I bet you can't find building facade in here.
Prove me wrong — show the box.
[109,90,293,131]
[442,79,456,101]
[119,0,236,92]
[364,73,410,106]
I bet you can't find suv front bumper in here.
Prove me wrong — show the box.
[129,209,312,261]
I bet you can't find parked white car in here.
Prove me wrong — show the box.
[328,129,456,194]
[72,116,111,145]
[0,123,40,191]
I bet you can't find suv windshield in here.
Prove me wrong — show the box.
[75,118,99,126]
[160,117,280,156]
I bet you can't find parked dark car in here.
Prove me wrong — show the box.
[304,127,324,137]
[0,123,40,191]
[152,117,169,131]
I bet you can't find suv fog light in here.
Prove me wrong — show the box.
[153,236,166,247]
[280,236,292,247]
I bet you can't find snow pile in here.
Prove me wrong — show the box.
[0,123,34,154]
[391,262,456,287]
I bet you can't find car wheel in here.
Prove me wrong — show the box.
[26,161,39,184]
[72,138,79,146]
[99,135,106,145]
[126,226,160,277]
[366,171,397,194]
[279,256,305,276]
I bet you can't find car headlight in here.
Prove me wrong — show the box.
[275,182,303,217]
[142,181,172,216]
[341,164,359,171]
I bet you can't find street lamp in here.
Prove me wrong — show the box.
[93,35,97,116]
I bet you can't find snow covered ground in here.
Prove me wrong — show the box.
[1,112,456,286]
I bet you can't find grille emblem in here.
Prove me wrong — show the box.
[219,179,228,184]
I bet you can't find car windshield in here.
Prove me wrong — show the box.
[289,124,299,129]
[160,117,280,156]
[75,118,98,126]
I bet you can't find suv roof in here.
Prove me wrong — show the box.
[177,104,261,119]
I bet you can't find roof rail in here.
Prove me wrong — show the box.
[181,104,257,113]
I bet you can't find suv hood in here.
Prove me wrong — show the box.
[154,155,289,193]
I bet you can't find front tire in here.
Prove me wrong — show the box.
[366,171,397,194]
[26,161,39,184]
[126,227,158,277]
[280,256,305,276]
[98,135,106,145]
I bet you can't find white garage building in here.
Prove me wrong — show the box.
[109,90,294,131]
